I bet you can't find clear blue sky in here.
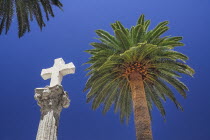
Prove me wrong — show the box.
[0,0,209,139]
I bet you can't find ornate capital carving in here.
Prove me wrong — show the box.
[35,85,70,118]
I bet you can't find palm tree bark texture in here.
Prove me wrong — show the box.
[34,85,70,140]
[129,71,153,140]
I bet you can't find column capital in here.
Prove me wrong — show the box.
[35,85,70,116]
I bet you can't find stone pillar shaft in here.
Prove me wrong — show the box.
[35,85,70,140]
[36,110,58,140]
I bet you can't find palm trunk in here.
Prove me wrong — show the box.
[129,72,153,140]
[35,85,70,140]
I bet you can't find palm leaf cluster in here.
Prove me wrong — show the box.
[84,15,194,122]
[0,0,62,37]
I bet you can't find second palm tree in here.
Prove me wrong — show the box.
[84,15,194,140]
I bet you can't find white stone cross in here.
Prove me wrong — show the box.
[41,58,75,87]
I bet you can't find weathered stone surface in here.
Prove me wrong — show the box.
[36,111,57,140]
[35,85,70,140]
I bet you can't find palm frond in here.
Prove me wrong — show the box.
[0,0,62,37]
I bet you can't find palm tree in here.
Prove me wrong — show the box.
[0,0,62,37]
[84,14,194,140]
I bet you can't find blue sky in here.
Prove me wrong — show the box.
[0,0,210,139]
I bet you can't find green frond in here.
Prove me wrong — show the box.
[114,78,130,113]
[0,17,5,34]
[151,36,168,45]
[154,60,194,76]
[0,0,62,37]
[115,21,129,36]
[153,79,183,110]
[144,20,151,32]
[95,29,119,49]
[90,42,112,50]
[114,29,131,50]
[146,92,153,120]
[162,50,189,62]
[154,21,169,30]
[137,14,145,25]
[102,81,121,113]
[159,73,188,98]
[167,36,183,41]
[133,24,144,44]
[159,39,184,47]
[158,69,181,78]
[92,78,120,110]
[5,0,14,34]
[145,82,166,117]
[118,80,132,122]
[87,77,114,103]
[148,26,169,43]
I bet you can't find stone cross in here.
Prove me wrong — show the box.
[35,58,75,140]
[41,58,75,87]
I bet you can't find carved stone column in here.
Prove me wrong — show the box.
[35,85,70,140]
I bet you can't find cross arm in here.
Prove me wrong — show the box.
[60,62,75,76]
[41,68,53,80]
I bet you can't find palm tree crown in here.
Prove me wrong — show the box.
[0,0,62,37]
[84,14,194,122]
